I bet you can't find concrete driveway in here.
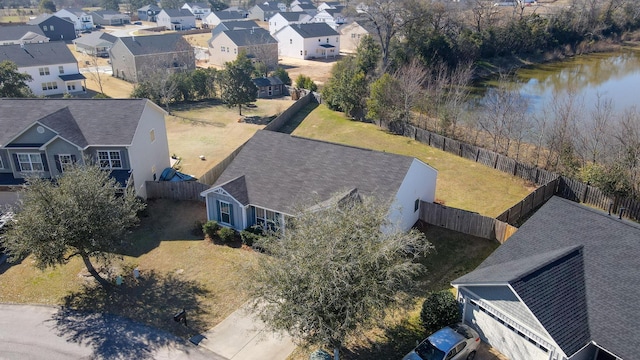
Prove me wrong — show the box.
[193,302,296,360]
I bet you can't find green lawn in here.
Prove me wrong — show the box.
[290,104,533,217]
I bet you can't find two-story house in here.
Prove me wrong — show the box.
[27,14,76,41]
[248,3,280,21]
[0,98,170,200]
[289,2,317,15]
[208,27,278,67]
[311,8,346,29]
[90,10,131,26]
[109,33,195,83]
[202,10,248,27]
[268,12,312,35]
[338,20,372,53]
[273,23,340,60]
[55,8,94,32]
[0,25,49,45]
[0,42,85,96]
[137,4,162,21]
[181,2,211,19]
[156,9,196,30]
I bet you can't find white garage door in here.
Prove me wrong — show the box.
[465,302,550,360]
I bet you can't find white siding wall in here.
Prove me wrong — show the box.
[269,14,290,34]
[275,27,305,59]
[388,158,437,231]
[127,101,171,199]
[208,33,238,66]
[21,62,80,96]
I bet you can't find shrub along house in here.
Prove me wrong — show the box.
[0,99,170,201]
[200,130,438,233]
[453,196,640,360]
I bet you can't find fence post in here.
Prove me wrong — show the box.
[582,184,589,203]
[475,148,480,162]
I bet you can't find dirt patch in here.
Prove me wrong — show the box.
[278,56,339,87]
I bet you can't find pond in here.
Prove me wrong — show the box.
[476,47,640,116]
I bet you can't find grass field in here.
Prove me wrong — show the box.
[289,104,533,217]
[167,98,295,177]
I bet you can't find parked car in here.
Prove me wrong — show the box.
[133,21,142,25]
[403,323,480,360]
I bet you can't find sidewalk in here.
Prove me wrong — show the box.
[193,302,296,360]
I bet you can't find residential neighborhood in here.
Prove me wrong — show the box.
[0,0,639,359]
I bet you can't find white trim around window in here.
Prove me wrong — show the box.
[97,150,122,169]
[17,153,44,172]
[0,155,4,169]
[219,201,232,225]
[59,154,73,172]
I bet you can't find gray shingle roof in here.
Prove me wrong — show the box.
[0,42,77,67]
[0,25,46,41]
[115,33,189,56]
[73,31,117,47]
[213,10,246,20]
[453,196,640,359]
[163,8,196,17]
[223,28,276,46]
[274,11,309,21]
[253,76,283,87]
[286,23,338,38]
[0,99,150,148]
[138,4,161,11]
[211,130,417,214]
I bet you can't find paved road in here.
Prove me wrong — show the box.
[0,304,224,360]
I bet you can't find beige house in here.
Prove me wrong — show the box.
[338,21,371,53]
[208,27,278,68]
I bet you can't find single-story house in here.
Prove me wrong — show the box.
[202,10,248,27]
[0,42,85,96]
[55,8,94,31]
[200,130,438,232]
[273,22,340,60]
[137,4,162,21]
[253,76,284,97]
[109,33,195,83]
[207,27,278,67]
[453,196,640,360]
[211,19,259,36]
[182,2,211,19]
[90,10,131,26]
[156,9,196,30]
[73,31,117,57]
[27,14,76,41]
[0,98,170,200]
[0,25,48,45]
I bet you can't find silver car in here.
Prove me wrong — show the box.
[403,323,480,360]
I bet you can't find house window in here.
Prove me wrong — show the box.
[414,199,420,212]
[58,154,74,172]
[150,129,155,142]
[97,150,122,169]
[17,153,44,172]
[220,201,232,225]
[300,50,303,55]
[50,25,54,30]
[336,37,339,42]
[351,33,356,38]
[41,82,58,90]
[0,156,4,169]
[58,66,64,74]
[326,38,329,42]
[226,47,229,52]
[43,25,48,31]
[221,47,225,52]
[234,48,237,54]
[289,39,292,44]
[39,67,50,75]
[256,207,279,231]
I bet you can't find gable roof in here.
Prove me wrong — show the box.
[0,42,76,67]
[114,33,189,56]
[0,25,46,41]
[292,3,316,10]
[253,76,283,87]
[0,99,153,148]
[91,10,128,18]
[221,28,276,46]
[73,31,117,47]
[254,3,280,11]
[454,196,640,360]
[162,8,195,17]
[27,14,74,25]
[212,10,246,20]
[56,8,87,16]
[184,2,209,9]
[283,22,338,38]
[208,130,417,215]
[273,11,310,21]
[138,4,161,11]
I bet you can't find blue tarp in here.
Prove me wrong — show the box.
[159,168,197,182]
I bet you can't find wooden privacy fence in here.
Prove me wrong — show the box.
[264,91,313,131]
[146,181,209,202]
[496,178,558,225]
[197,142,247,186]
[420,201,518,243]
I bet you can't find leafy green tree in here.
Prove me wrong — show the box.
[220,52,257,115]
[271,67,291,86]
[38,0,56,13]
[366,73,400,123]
[190,67,218,99]
[420,290,461,335]
[208,0,229,11]
[160,0,182,10]
[249,195,432,360]
[0,60,33,98]
[128,0,157,12]
[322,57,368,118]
[355,35,381,76]
[102,0,120,11]
[294,74,317,91]
[1,162,145,288]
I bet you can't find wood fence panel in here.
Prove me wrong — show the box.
[444,138,461,156]
[545,179,558,201]
[537,169,558,185]
[521,192,534,217]
[583,185,611,210]
[477,148,498,168]
[515,162,538,183]
[496,155,517,175]
[405,124,418,139]
[415,128,431,144]
[146,181,209,202]
[198,142,247,185]
[264,92,311,131]
[508,202,522,224]
[619,197,640,221]
[461,143,479,161]
[556,177,582,202]
[429,133,445,150]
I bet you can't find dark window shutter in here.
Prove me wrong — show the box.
[216,200,221,222]
[12,154,20,171]
[70,155,77,163]
[41,153,49,171]
[229,204,234,227]
[54,155,62,173]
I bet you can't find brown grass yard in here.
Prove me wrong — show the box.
[289,104,533,217]
[167,98,295,177]
[0,199,258,338]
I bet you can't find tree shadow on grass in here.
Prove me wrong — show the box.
[51,269,213,359]
[277,102,319,134]
[343,318,425,360]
